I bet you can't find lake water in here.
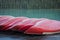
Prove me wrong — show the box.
[0,9,60,40]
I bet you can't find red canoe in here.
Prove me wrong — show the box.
[0,16,60,35]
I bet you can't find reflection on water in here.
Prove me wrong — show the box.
[0,31,60,40]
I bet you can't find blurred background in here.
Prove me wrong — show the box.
[0,0,60,9]
[0,0,60,20]
[0,0,60,40]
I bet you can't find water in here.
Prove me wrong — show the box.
[0,9,60,40]
[0,9,60,20]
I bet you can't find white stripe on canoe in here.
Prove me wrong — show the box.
[34,19,48,26]
[6,17,21,26]
[0,17,10,21]
[8,18,46,29]
[43,31,60,34]
[8,18,30,29]
[0,17,15,25]
[0,17,14,23]
[0,16,14,21]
